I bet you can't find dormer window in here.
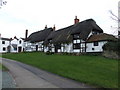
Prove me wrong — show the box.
[94,42,98,46]
[49,39,52,43]
[73,34,80,39]
[92,31,97,35]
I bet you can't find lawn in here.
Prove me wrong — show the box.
[2,52,118,88]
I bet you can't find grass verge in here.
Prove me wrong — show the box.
[0,63,8,71]
[2,52,119,88]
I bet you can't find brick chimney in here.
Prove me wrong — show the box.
[25,29,28,39]
[74,16,79,24]
[45,25,47,29]
[53,24,56,31]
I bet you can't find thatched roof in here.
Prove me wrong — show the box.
[86,33,117,42]
[44,19,103,45]
[44,25,74,44]
[26,28,53,43]
[70,19,103,40]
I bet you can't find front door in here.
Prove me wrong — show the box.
[36,45,38,51]
[18,47,22,52]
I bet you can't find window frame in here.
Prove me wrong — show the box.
[3,47,6,51]
[93,42,99,46]
[73,43,80,49]
[2,41,5,44]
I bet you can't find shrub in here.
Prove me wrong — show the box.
[102,40,120,53]
[102,39,120,59]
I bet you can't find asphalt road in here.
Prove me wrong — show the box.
[1,57,95,88]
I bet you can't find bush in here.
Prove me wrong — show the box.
[102,40,120,59]
[102,40,120,54]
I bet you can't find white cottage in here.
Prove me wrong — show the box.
[25,27,53,52]
[25,16,117,54]
[0,37,11,53]
[86,33,117,52]
[44,17,104,53]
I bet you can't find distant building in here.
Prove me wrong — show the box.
[0,37,11,53]
[0,36,25,53]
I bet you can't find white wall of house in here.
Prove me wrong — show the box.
[24,42,32,52]
[44,46,48,52]
[0,39,10,53]
[60,43,73,53]
[18,38,25,52]
[86,41,107,52]
[10,39,18,53]
[24,41,45,52]
[65,43,73,53]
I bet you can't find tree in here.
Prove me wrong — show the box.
[0,0,7,9]
[109,2,120,38]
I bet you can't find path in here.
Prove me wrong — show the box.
[1,57,95,88]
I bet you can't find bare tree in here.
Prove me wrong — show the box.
[108,2,120,38]
[109,5,120,38]
[109,10,120,22]
[0,0,7,8]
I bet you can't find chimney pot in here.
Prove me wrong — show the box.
[45,25,47,29]
[14,36,16,39]
[53,24,56,31]
[74,16,79,24]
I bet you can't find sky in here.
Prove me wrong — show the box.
[0,0,119,38]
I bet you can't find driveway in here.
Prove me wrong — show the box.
[1,57,94,88]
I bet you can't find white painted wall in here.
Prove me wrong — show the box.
[24,41,45,52]
[10,39,18,53]
[18,38,24,52]
[86,41,107,52]
[0,39,10,53]
[63,43,73,53]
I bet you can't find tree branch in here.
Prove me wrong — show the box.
[109,10,120,22]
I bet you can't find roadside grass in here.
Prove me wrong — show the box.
[2,52,118,88]
[0,54,2,57]
[0,63,8,71]
[0,63,2,70]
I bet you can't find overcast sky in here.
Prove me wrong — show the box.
[0,0,119,38]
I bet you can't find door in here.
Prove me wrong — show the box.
[18,47,22,52]
[36,45,38,51]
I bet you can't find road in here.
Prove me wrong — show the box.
[1,57,95,88]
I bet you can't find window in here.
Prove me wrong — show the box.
[92,48,94,50]
[73,43,80,49]
[3,47,6,51]
[57,44,61,49]
[73,34,80,39]
[2,41,5,44]
[73,39,80,44]
[14,48,17,51]
[19,40,22,44]
[94,42,98,46]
